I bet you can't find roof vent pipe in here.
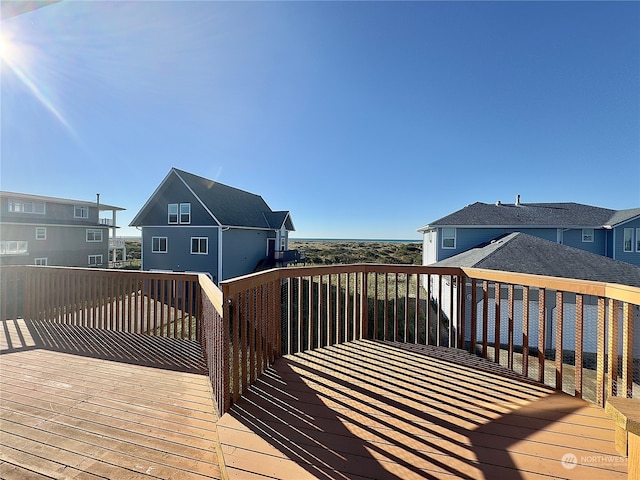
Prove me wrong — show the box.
[495,200,501,206]
[515,194,520,206]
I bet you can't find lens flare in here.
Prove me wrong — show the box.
[1,29,76,137]
[0,32,19,63]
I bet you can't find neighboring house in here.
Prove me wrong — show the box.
[418,196,640,267]
[432,232,640,356]
[129,168,299,284]
[0,191,124,268]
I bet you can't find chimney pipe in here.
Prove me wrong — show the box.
[96,193,100,210]
[515,194,520,206]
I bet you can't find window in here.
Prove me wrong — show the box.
[442,228,456,249]
[86,229,103,242]
[88,254,103,266]
[168,202,190,224]
[191,237,208,254]
[34,258,48,266]
[637,228,640,252]
[74,205,89,218]
[624,228,633,252]
[152,236,168,253]
[180,203,191,224]
[35,227,47,240]
[8,200,45,214]
[582,228,594,242]
[0,241,28,255]
[168,203,178,224]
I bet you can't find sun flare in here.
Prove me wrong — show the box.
[0,32,20,65]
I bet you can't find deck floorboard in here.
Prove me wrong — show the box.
[217,340,628,480]
[1,320,629,479]
[0,319,220,480]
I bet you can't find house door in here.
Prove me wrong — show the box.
[267,238,275,258]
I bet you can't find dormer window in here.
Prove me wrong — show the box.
[168,203,190,224]
[180,203,191,224]
[168,204,178,224]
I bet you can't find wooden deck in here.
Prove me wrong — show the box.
[217,341,628,480]
[1,320,629,480]
[0,319,221,479]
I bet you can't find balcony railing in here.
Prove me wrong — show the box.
[1,264,638,418]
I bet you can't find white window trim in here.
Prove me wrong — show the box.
[180,203,191,224]
[168,204,178,224]
[88,254,103,266]
[36,227,47,240]
[191,236,208,254]
[623,228,633,253]
[74,205,89,218]
[581,228,594,243]
[636,228,640,252]
[34,257,48,265]
[152,236,168,253]
[0,240,29,255]
[86,229,103,242]
[9,200,46,214]
[442,228,456,249]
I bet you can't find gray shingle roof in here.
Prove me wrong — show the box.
[604,208,640,227]
[175,169,268,228]
[130,168,294,230]
[433,232,640,287]
[422,202,617,229]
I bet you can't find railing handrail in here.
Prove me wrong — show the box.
[222,263,640,303]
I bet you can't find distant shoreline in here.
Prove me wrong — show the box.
[290,238,420,243]
[119,236,422,244]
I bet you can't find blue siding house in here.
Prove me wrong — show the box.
[130,168,298,283]
[418,196,640,268]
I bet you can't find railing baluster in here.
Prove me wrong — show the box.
[555,291,564,390]
[507,285,514,370]
[482,281,489,358]
[522,286,529,377]
[447,275,456,348]
[596,296,606,406]
[470,278,477,354]
[607,299,619,398]
[622,301,634,398]
[494,282,501,364]
[538,287,546,384]
[575,293,584,398]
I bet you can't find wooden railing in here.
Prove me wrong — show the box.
[1,264,638,417]
[219,264,639,412]
[1,266,201,339]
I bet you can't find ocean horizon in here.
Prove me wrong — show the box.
[290,238,420,243]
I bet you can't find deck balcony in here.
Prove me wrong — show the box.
[1,264,638,479]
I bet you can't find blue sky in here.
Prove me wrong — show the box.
[1,1,638,239]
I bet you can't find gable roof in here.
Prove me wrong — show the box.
[433,232,640,287]
[604,208,640,228]
[419,202,618,230]
[130,168,294,230]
